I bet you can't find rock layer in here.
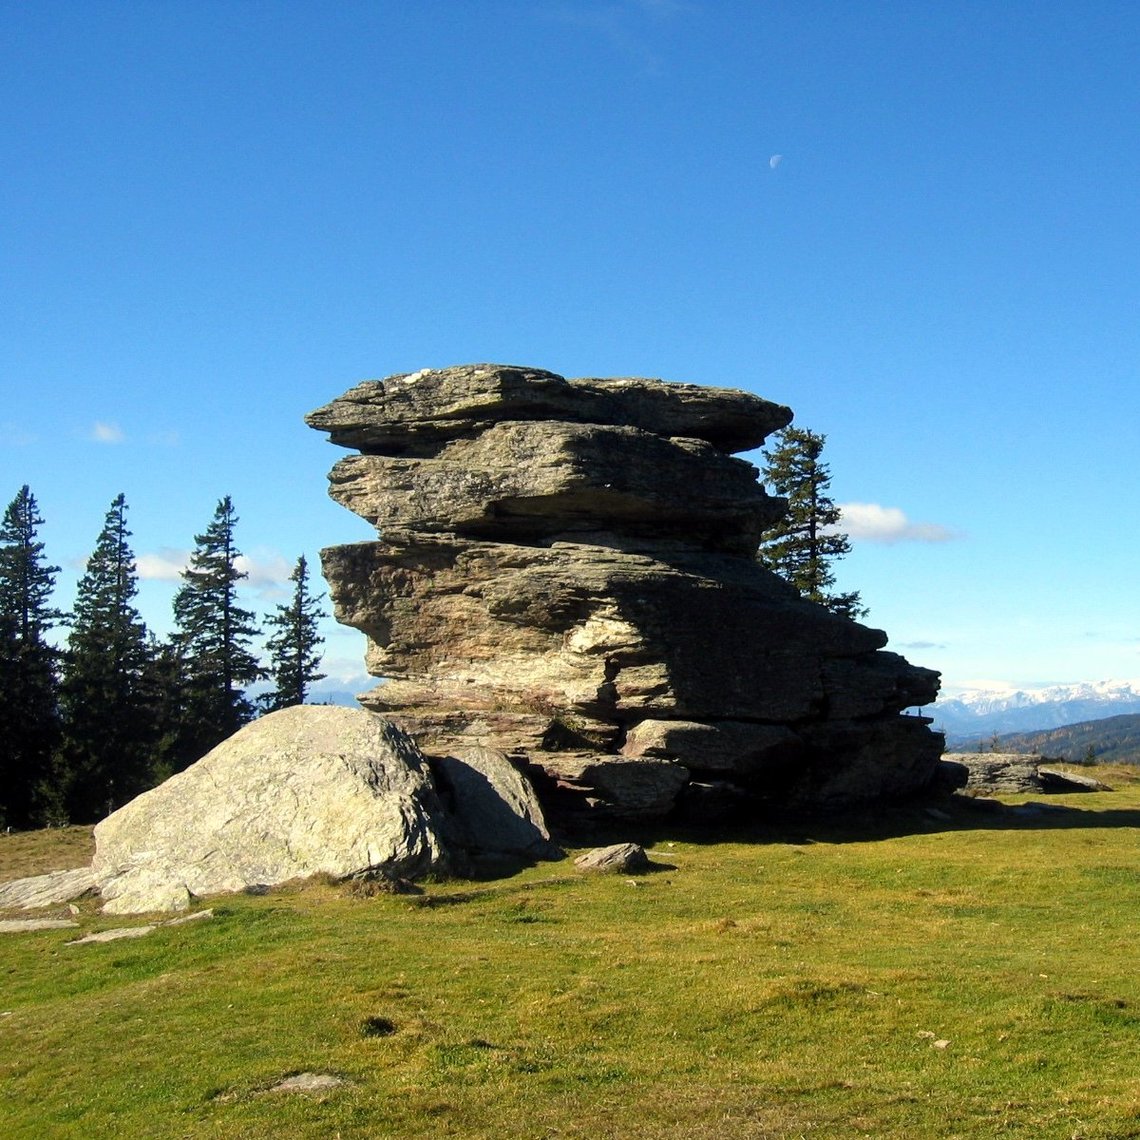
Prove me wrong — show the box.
[308,364,943,822]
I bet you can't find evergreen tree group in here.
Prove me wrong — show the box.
[0,488,327,828]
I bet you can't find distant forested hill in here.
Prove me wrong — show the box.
[995,714,1140,764]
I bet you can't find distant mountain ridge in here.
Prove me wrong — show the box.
[928,679,1140,747]
[984,714,1140,766]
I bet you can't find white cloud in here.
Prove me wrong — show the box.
[136,548,294,596]
[136,548,190,581]
[833,502,958,544]
[90,421,125,444]
[318,656,372,687]
[236,551,293,590]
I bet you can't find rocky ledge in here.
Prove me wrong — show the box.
[307,364,945,824]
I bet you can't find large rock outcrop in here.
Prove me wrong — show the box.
[308,364,944,823]
[92,706,452,913]
[0,706,559,917]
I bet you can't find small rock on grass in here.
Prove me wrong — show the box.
[67,926,156,945]
[574,843,651,874]
[65,909,214,946]
[268,1072,346,1094]
[164,908,214,926]
[0,918,79,934]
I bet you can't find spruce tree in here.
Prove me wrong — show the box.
[56,494,156,821]
[137,633,192,783]
[757,427,866,620]
[0,486,61,827]
[261,554,326,711]
[171,496,263,766]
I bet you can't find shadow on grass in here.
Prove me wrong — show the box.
[550,792,1140,853]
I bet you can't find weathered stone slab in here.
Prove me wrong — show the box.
[326,420,782,552]
[306,364,792,456]
[325,537,913,730]
[266,1072,346,1094]
[792,717,947,806]
[0,867,95,911]
[0,918,79,933]
[67,925,156,944]
[1037,766,1112,792]
[568,375,793,454]
[621,719,804,774]
[542,753,690,817]
[941,755,1113,796]
[93,706,451,914]
[941,753,1046,795]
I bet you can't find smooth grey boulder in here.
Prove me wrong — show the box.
[431,745,561,860]
[93,706,451,914]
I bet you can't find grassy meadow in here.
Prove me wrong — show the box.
[3,768,1140,1139]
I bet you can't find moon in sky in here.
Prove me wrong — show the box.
[769,154,783,170]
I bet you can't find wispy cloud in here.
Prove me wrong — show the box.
[90,421,125,444]
[136,548,293,598]
[236,551,293,595]
[899,640,946,650]
[544,0,691,73]
[136,548,190,581]
[834,502,959,544]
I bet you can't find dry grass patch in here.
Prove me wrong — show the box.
[0,825,94,882]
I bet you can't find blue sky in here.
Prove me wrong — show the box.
[2,0,1138,698]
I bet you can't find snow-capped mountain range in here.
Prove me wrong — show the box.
[926,679,1140,744]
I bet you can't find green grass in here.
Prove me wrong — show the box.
[4,768,1140,1138]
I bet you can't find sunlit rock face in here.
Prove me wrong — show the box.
[308,364,942,824]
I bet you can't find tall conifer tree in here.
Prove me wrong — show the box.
[758,427,866,620]
[262,554,326,711]
[171,496,263,766]
[137,633,192,783]
[0,486,61,827]
[57,493,155,821]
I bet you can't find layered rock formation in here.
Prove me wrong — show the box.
[308,364,944,823]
